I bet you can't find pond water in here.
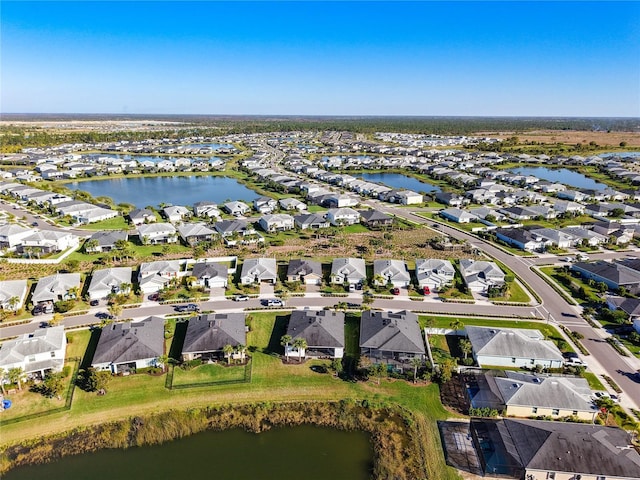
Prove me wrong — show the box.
[357,172,441,193]
[68,175,259,207]
[509,167,608,190]
[180,143,235,150]
[5,426,373,480]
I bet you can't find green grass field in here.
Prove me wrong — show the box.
[78,216,130,231]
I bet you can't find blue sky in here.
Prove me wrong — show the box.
[2,1,639,116]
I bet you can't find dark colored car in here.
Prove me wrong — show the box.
[148,293,159,301]
[175,303,199,313]
[391,287,400,295]
[90,299,100,307]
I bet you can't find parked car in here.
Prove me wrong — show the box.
[263,298,284,307]
[174,303,199,313]
[33,303,53,315]
[148,293,159,301]
[90,299,99,307]
[391,287,400,295]
[423,286,431,295]
[234,295,249,302]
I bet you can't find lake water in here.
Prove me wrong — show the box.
[68,176,259,207]
[509,167,608,190]
[357,172,441,193]
[5,426,373,480]
[180,143,235,150]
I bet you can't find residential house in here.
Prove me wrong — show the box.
[373,259,411,287]
[85,230,128,253]
[435,191,465,207]
[571,261,640,295]
[326,207,360,226]
[253,197,277,214]
[440,208,477,224]
[177,223,216,246]
[284,310,345,359]
[18,230,79,256]
[458,259,506,293]
[258,214,295,232]
[193,201,221,219]
[465,326,563,369]
[468,371,596,421]
[137,223,177,245]
[359,209,393,228]
[330,258,367,286]
[359,310,425,368]
[528,227,576,249]
[415,259,455,292]
[92,316,165,374]
[325,193,359,208]
[182,313,246,361]
[0,224,34,251]
[87,267,133,301]
[0,326,66,377]
[552,200,585,216]
[0,279,28,311]
[559,226,608,247]
[286,259,323,285]
[128,208,156,225]
[162,205,191,223]
[31,273,81,305]
[239,258,278,285]
[279,198,307,212]
[495,228,548,252]
[138,260,183,294]
[191,261,228,289]
[294,213,330,230]
[467,418,640,480]
[396,190,423,205]
[223,201,250,217]
[214,219,263,245]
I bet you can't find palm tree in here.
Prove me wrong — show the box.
[280,334,292,356]
[292,337,307,363]
[235,344,246,362]
[49,313,64,327]
[449,319,464,335]
[223,344,234,365]
[108,303,122,321]
[84,238,99,253]
[8,367,25,391]
[7,296,20,312]
[459,338,472,360]
[156,355,169,372]
[373,273,385,287]
[410,357,423,384]
[278,289,290,304]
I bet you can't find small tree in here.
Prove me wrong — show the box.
[370,363,387,385]
[156,355,169,372]
[292,337,307,363]
[223,344,234,365]
[437,358,456,384]
[449,319,464,335]
[459,338,472,360]
[235,344,247,362]
[410,357,422,384]
[330,358,343,377]
[280,334,292,355]
[108,303,122,321]
[7,367,25,391]
[49,313,64,327]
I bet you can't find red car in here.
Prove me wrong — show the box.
[391,287,400,295]
[423,286,431,295]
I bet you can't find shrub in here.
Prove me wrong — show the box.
[55,300,76,313]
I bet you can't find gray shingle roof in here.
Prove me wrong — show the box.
[192,262,228,281]
[287,259,322,278]
[182,313,246,354]
[466,326,563,362]
[286,310,344,348]
[92,317,164,366]
[360,310,425,354]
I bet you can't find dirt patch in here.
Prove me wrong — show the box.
[476,129,640,147]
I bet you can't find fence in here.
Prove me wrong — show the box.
[0,356,81,426]
[165,357,253,390]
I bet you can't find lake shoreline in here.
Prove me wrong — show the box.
[0,401,431,480]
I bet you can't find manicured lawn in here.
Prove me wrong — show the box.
[491,281,530,303]
[342,223,369,234]
[582,372,605,391]
[78,216,129,231]
[171,362,248,387]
